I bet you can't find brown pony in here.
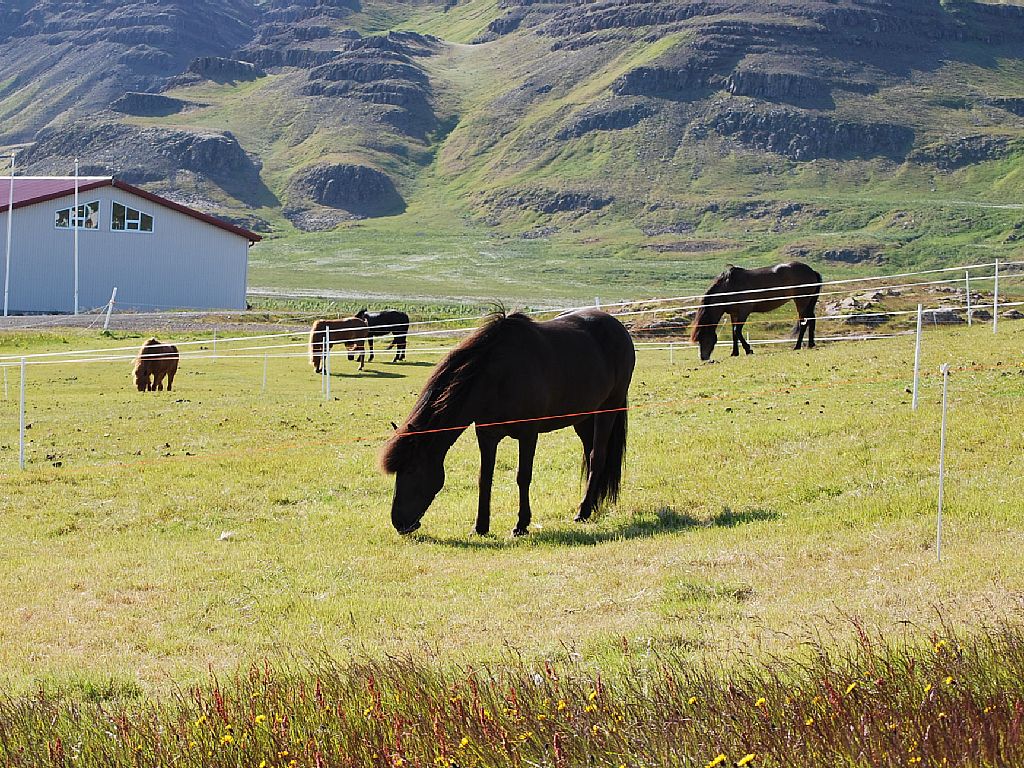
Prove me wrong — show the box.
[133,338,179,392]
[380,308,635,537]
[309,317,369,373]
[690,261,823,361]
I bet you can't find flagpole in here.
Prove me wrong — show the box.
[3,151,13,317]
[73,158,79,315]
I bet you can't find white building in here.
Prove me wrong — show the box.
[0,176,261,313]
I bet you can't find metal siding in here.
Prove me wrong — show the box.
[0,187,250,313]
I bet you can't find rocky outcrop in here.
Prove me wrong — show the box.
[18,123,266,204]
[486,189,613,216]
[287,163,404,221]
[187,57,264,83]
[302,34,437,139]
[701,108,914,161]
[785,242,886,264]
[556,101,656,139]
[110,92,192,117]
[910,135,1019,171]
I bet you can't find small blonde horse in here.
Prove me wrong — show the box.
[133,338,179,391]
[309,317,369,373]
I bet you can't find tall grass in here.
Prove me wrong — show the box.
[2,619,1022,767]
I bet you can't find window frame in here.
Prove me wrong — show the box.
[110,200,155,234]
[54,200,101,231]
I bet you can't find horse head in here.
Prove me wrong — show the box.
[134,365,149,391]
[696,325,718,362]
[381,430,447,534]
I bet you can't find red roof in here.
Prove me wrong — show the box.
[0,176,262,243]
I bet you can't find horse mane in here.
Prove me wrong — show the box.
[134,338,160,369]
[380,309,533,473]
[690,266,737,341]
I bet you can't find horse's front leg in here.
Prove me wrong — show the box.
[357,344,365,370]
[737,321,753,355]
[475,431,500,535]
[731,320,741,356]
[513,432,538,536]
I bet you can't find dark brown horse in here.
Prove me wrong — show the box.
[309,317,368,373]
[355,308,409,362]
[690,261,823,361]
[133,338,179,392]
[380,309,635,537]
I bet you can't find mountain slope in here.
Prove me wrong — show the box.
[1,0,1023,301]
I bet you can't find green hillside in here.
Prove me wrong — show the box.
[2,0,1023,302]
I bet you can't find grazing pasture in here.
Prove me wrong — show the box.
[0,318,1022,699]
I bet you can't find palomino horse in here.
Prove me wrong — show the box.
[355,308,410,362]
[381,308,635,537]
[309,317,368,373]
[691,261,823,361]
[133,338,179,391]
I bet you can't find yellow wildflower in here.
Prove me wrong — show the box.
[255,714,267,724]
[804,717,814,726]
[557,700,567,711]
[459,738,469,749]
[944,676,955,686]
[588,690,599,701]
[584,704,598,713]
[845,682,857,695]
[219,734,233,745]
[706,755,727,768]
[688,696,698,705]
[924,684,933,694]
[538,713,547,721]
[754,697,767,708]
[195,715,207,727]
[934,640,948,653]
[737,755,756,767]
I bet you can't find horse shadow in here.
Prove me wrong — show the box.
[331,368,405,379]
[414,506,779,549]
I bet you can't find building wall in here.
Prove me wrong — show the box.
[0,186,250,313]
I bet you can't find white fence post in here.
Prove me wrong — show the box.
[912,304,923,411]
[325,327,331,400]
[3,150,13,318]
[212,330,217,359]
[965,271,971,327]
[19,357,25,470]
[595,297,600,309]
[103,286,117,331]
[936,363,950,561]
[993,259,999,334]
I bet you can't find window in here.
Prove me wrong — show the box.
[54,201,100,230]
[111,201,154,233]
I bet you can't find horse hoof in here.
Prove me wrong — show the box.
[574,514,591,524]
[512,527,530,537]
[397,522,421,536]
[473,527,491,537]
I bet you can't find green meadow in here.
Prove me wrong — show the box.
[0,315,1022,698]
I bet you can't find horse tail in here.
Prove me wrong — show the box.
[593,401,628,507]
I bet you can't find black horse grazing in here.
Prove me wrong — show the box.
[380,309,635,537]
[690,261,823,362]
[355,309,409,362]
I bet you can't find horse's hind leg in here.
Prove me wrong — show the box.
[475,431,499,535]
[731,320,741,357]
[577,416,612,522]
[167,369,175,392]
[367,336,374,363]
[397,336,406,361]
[513,433,538,537]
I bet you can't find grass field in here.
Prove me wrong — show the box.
[1,313,1023,701]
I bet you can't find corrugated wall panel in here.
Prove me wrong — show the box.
[0,186,250,313]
